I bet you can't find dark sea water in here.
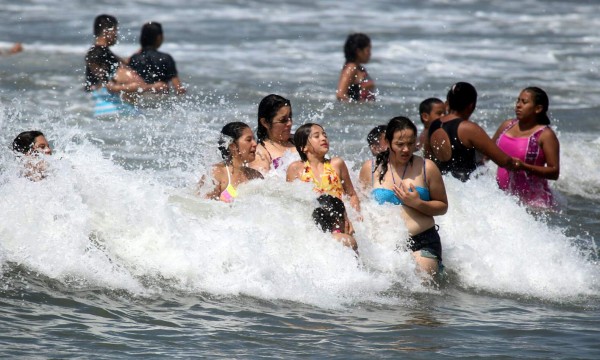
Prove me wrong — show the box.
[1,0,599,358]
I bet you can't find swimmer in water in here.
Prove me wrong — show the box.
[312,194,358,253]
[359,117,448,278]
[12,130,52,181]
[129,22,186,95]
[425,82,515,181]
[85,14,167,116]
[336,33,376,102]
[249,94,298,174]
[201,122,263,203]
[492,87,559,209]
[417,97,445,156]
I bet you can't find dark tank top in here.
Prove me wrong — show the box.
[428,118,477,181]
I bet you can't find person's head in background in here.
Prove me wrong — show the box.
[366,125,387,156]
[344,33,371,65]
[447,81,477,118]
[140,22,163,50]
[312,194,346,233]
[12,131,52,156]
[94,14,118,46]
[419,97,445,129]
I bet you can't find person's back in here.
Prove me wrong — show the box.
[427,82,514,181]
[129,22,185,94]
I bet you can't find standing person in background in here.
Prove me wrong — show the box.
[492,87,559,209]
[336,33,376,102]
[426,82,515,181]
[417,97,445,156]
[85,14,166,117]
[129,22,186,95]
[250,94,297,174]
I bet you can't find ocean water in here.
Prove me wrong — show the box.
[1,0,599,358]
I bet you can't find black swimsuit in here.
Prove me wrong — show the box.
[428,118,477,181]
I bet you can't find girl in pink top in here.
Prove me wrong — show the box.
[492,87,560,209]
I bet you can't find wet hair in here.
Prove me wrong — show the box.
[218,122,250,165]
[523,87,550,125]
[367,125,387,146]
[344,33,371,63]
[94,14,118,37]
[140,22,163,48]
[293,123,323,162]
[374,117,418,183]
[256,94,292,144]
[12,131,45,154]
[419,97,444,123]
[312,194,346,233]
[446,82,477,112]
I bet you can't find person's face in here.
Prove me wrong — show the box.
[105,26,118,46]
[356,45,371,64]
[232,127,257,163]
[422,102,446,127]
[304,125,329,157]
[515,90,541,121]
[369,133,388,156]
[31,135,52,155]
[389,129,416,163]
[265,105,292,142]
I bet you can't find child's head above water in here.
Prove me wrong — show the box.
[312,194,346,233]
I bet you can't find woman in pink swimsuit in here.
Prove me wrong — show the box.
[492,87,560,209]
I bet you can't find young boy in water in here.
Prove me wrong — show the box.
[417,97,445,157]
[366,125,388,157]
[312,195,358,253]
[129,22,186,95]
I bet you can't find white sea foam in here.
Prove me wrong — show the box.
[0,134,597,307]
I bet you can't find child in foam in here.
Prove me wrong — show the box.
[312,194,358,253]
[12,130,52,181]
[492,87,559,209]
[201,122,263,203]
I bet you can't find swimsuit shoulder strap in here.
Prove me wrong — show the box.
[371,159,375,187]
[422,157,427,184]
[499,119,519,138]
[225,164,232,186]
[259,142,274,163]
[525,125,549,164]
